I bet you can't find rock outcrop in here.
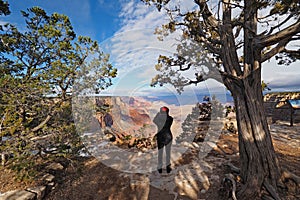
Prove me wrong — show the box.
[0,162,64,200]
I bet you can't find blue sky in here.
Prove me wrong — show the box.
[1,0,299,97]
[3,0,122,41]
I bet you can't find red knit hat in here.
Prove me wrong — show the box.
[160,106,169,112]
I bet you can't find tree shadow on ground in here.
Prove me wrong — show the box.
[45,151,226,200]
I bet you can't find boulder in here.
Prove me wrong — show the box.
[42,173,55,182]
[0,190,36,200]
[26,186,46,200]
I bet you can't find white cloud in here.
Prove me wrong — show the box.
[102,0,300,97]
[98,0,223,97]
[98,1,181,97]
[262,58,300,91]
[100,28,178,83]
[118,0,166,31]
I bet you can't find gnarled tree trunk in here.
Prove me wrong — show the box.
[223,68,281,199]
[220,0,283,198]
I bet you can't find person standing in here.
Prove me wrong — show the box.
[153,106,173,173]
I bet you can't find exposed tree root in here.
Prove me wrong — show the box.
[224,162,240,174]
[223,162,290,199]
[263,179,281,200]
[222,164,300,199]
[222,173,237,200]
[261,194,277,200]
[281,170,300,186]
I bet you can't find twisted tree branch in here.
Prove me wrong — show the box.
[256,19,300,48]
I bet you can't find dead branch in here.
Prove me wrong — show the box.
[261,38,290,62]
[194,0,219,28]
[281,170,300,186]
[223,173,237,200]
[267,13,296,35]
[256,20,300,48]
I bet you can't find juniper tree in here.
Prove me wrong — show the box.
[0,7,116,159]
[142,0,300,198]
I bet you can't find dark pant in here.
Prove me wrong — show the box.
[157,142,172,169]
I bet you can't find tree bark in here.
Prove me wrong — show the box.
[220,1,283,197]
[223,69,281,199]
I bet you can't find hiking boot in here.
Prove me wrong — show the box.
[166,165,172,173]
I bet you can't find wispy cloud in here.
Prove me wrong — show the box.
[98,0,227,97]
[262,58,300,91]
[118,1,166,32]
[98,0,180,96]
[102,0,300,97]
[0,20,8,26]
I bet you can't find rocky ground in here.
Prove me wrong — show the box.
[0,121,300,200]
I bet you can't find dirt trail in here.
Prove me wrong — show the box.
[45,123,300,200]
[1,122,299,200]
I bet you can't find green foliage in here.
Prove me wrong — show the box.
[0,6,116,175]
[124,135,132,140]
[151,38,219,94]
[262,80,271,91]
[10,155,37,182]
[143,0,299,93]
[142,0,171,11]
[0,0,10,16]
[0,6,116,134]
[269,0,299,15]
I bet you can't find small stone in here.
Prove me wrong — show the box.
[46,162,64,171]
[181,141,194,148]
[0,190,36,200]
[104,133,116,142]
[47,182,55,189]
[26,186,46,200]
[206,141,217,148]
[43,173,55,182]
[141,147,148,152]
[200,189,206,194]
[192,142,200,148]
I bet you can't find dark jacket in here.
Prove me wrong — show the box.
[153,112,173,145]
